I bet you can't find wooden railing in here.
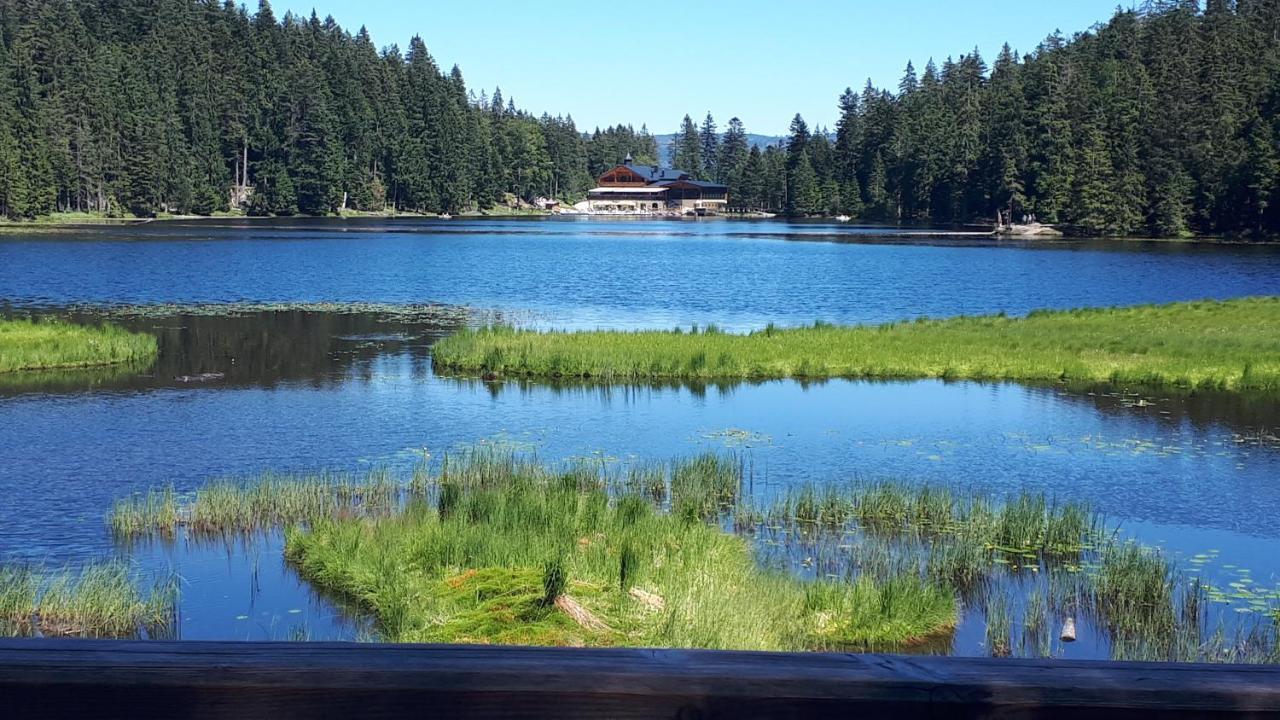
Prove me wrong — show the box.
[2,639,1279,718]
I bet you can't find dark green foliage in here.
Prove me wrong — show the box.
[673,3,1280,234]
[670,114,702,176]
[541,557,567,606]
[0,0,599,219]
[618,541,638,591]
[4,1,1277,233]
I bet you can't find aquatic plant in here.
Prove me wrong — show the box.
[283,454,957,652]
[110,469,402,538]
[0,318,157,373]
[432,298,1280,392]
[0,563,175,638]
[773,480,1100,557]
[803,576,956,651]
[109,450,1280,662]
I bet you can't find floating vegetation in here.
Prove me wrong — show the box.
[0,563,175,639]
[432,298,1280,392]
[60,301,475,325]
[0,317,157,373]
[701,428,774,448]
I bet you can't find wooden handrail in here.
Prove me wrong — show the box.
[1,639,1279,718]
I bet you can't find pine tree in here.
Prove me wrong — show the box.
[717,117,749,187]
[787,150,820,216]
[671,114,702,176]
[699,112,719,180]
[833,88,864,216]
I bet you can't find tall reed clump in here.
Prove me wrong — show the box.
[761,479,1263,663]
[1091,542,1190,659]
[0,564,175,638]
[110,469,402,538]
[0,318,157,373]
[431,298,1280,392]
[772,480,1101,558]
[283,453,957,651]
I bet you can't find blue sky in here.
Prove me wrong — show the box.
[272,0,1133,135]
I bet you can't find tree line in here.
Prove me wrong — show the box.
[1,1,1277,237]
[0,0,649,218]
[670,1,1280,236]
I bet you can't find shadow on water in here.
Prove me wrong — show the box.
[0,306,467,395]
[441,371,1280,442]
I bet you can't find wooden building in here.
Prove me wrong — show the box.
[585,155,728,214]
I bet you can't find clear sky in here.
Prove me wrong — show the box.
[272,0,1133,136]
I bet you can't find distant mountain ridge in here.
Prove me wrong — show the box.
[653,133,786,166]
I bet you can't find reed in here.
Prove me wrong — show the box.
[0,317,157,373]
[110,470,402,538]
[283,454,957,652]
[1092,542,1179,649]
[0,563,175,638]
[109,451,1272,661]
[772,480,1101,557]
[432,298,1280,392]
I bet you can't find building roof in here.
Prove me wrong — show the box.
[619,163,691,182]
[655,179,729,191]
[587,186,669,194]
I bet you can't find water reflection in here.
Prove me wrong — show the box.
[1,309,1278,642]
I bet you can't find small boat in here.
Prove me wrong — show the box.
[835,215,852,222]
[439,213,452,220]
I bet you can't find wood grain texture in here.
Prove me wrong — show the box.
[1,639,1278,719]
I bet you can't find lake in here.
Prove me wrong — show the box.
[3,217,1280,330]
[1,217,1278,651]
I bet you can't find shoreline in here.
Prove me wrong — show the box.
[0,211,1276,244]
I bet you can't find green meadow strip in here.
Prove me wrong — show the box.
[0,318,157,373]
[432,298,1280,391]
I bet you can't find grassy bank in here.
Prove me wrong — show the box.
[0,564,175,638]
[0,318,157,373]
[432,298,1280,391]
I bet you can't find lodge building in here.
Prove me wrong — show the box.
[584,154,728,215]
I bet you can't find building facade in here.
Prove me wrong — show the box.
[584,156,728,214]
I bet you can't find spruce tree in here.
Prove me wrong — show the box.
[671,114,702,176]
[699,112,719,179]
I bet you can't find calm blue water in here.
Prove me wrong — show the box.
[0,218,1278,646]
[1,218,1278,330]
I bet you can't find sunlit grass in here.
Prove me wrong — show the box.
[110,469,410,539]
[284,463,957,651]
[110,449,1280,661]
[0,318,157,373]
[432,298,1280,391]
[0,564,175,638]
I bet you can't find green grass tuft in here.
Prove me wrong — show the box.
[0,318,157,373]
[0,563,175,638]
